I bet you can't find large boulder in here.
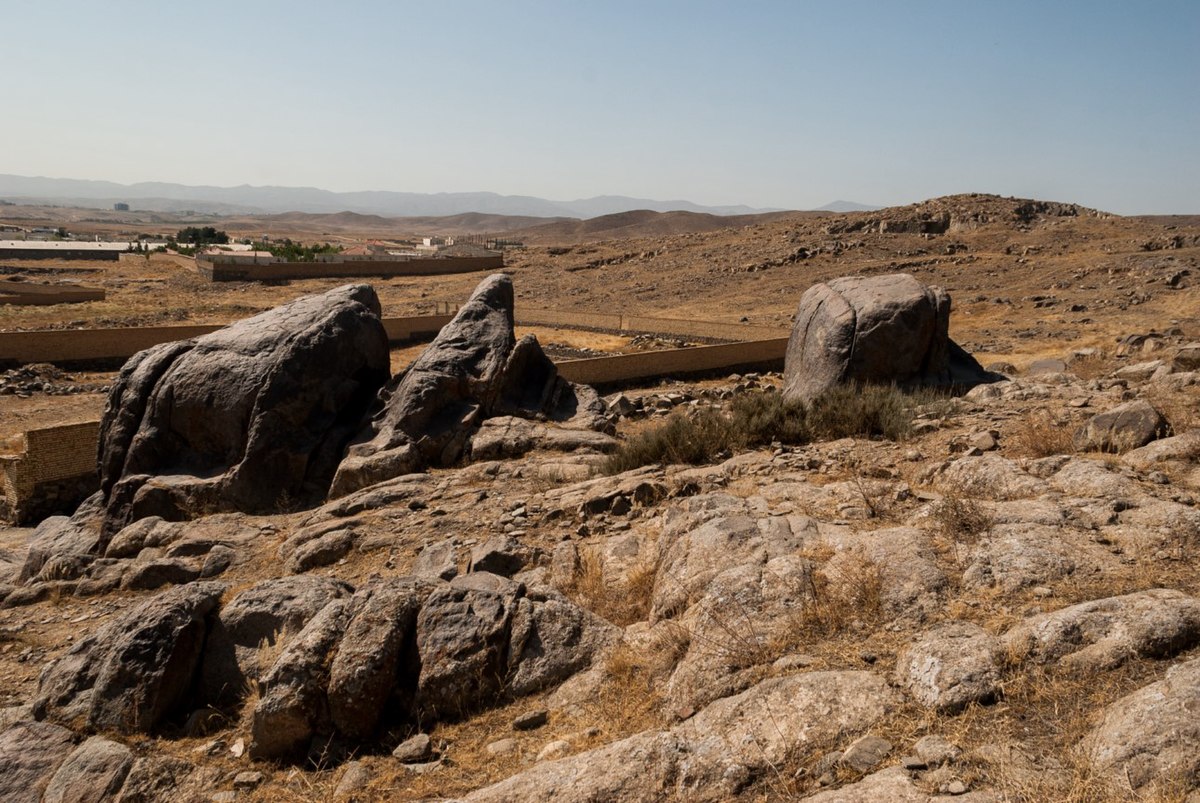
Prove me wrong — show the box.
[330,274,602,496]
[1073,399,1168,453]
[783,273,992,402]
[99,284,390,534]
[32,582,225,733]
[0,721,77,803]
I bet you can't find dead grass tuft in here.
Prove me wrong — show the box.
[566,549,658,626]
[1008,409,1077,457]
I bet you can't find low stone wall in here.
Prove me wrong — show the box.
[199,255,503,282]
[0,281,106,306]
[556,338,788,385]
[0,421,100,524]
[0,311,788,367]
[0,248,120,261]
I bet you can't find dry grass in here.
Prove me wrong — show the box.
[566,548,658,626]
[1008,408,1078,457]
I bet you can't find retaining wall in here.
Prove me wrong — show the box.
[556,338,788,385]
[0,281,106,306]
[0,311,788,367]
[0,421,100,524]
[200,255,503,282]
[0,248,120,261]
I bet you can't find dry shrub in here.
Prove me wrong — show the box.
[568,549,657,626]
[590,638,676,734]
[774,553,885,653]
[1144,387,1199,436]
[605,384,918,474]
[930,490,994,545]
[1008,409,1077,457]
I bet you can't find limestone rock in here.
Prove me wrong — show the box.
[42,736,133,803]
[895,622,1001,711]
[99,284,390,533]
[1002,589,1200,671]
[783,273,993,402]
[1073,399,1168,453]
[1085,656,1200,791]
[331,274,602,496]
[0,721,77,803]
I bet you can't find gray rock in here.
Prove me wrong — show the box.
[232,770,264,789]
[120,557,201,590]
[469,536,527,577]
[1073,399,1169,453]
[800,766,992,801]
[1172,342,1200,372]
[783,273,993,402]
[99,283,390,533]
[17,515,101,584]
[33,581,225,733]
[507,591,617,697]
[1002,588,1200,671]
[392,733,433,763]
[915,735,961,767]
[110,756,190,803]
[328,579,432,740]
[331,274,602,496]
[0,721,77,803]
[412,540,459,580]
[333,760,371,800]
[513,709,549,730]
[537,739,571,761]
[1085,656,1200,790]
[895,622,1001,712]
[1027,358,1068,375]
[42,736,133,803]
[1122,430,1200,470]
[199,575,352,708]
[286,528,354,573]
[415,573,524,719]
[249,597,354,760]
[840,734,893,773]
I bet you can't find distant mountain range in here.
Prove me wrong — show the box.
[0,174,877,219]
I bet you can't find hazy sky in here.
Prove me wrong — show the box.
[5,1,1197,213]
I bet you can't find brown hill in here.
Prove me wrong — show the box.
[511,208,809,244]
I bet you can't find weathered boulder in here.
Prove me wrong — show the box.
[783,273,992,402]
[1073,399,1168,453]
[41,736,133,803]
[99,284,390,533]
[1084,656,1200,791]
[327,579,433,740]
[0,721,77,803]
[468,671,896,802]
[416,573,525,720]
[33,581,225,733]
[330,274,602,496]
[249,597,355,759]
[1002,589,1200,671]
[895,622,1002,711]
[199,575,353,708]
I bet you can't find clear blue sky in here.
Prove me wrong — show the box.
[5,1,1197,213]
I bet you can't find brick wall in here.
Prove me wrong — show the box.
[199,255,504,282]
[0,421,100,524]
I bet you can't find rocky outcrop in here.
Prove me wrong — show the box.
[99,284,390,533]
[330,274,603,496]
[783,274,993,402]
[1085,656,1200,791]
[33,582,225,733]
[0,721,78,803]
[1073,399,1169,453]
[1002,589,1200,671]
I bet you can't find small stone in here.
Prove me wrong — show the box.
[392,733,433,763]
[233,770,264,789]
[914,735,960,767]
[947,779,968,795]
[537,740,571,761]
[772,653,817,671]
[902,755,928,770]
[840,734,892,772]
[513,709,549,731]
[486,738,517,756]
[401,759,443,776]
[333,760,371,799]
[229,738,245,758]
[211,793,238,803]
[970,432,998,451]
